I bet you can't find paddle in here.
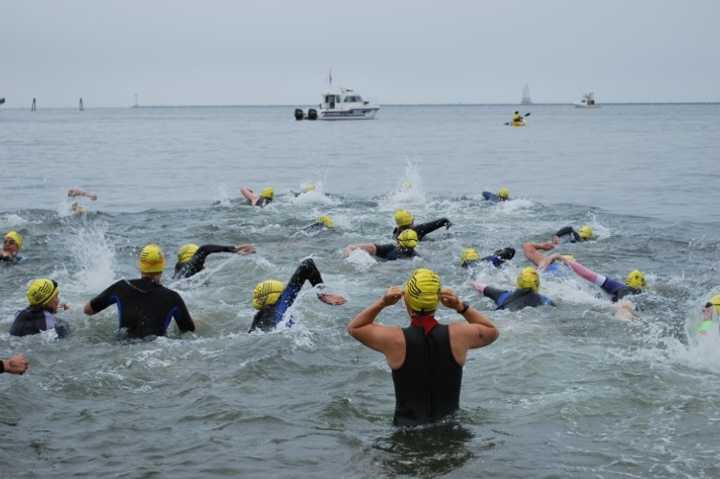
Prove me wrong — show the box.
[504,112,531,126]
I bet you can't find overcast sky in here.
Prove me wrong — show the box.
[2,0,718,107]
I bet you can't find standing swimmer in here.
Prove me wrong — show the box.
[174,243,255,279]
[346,268,499,426]
[249,258,346,332]
[1,231,23,263]
[392,209,451,241]
[83,244,196,338]
[472,267,556,311]
[10,279,71,338]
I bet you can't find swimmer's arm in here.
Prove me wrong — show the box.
[173,297,196,332]
[442,289,498,349]
[67,188,97,200]
[554,226,578,242]
[347,287,404,366]
[83,283,119,315]
[522,241,554,267]
[343,243,377,257]
[413,218,452,240]
[240,187,259,205]
[1,354,29,375]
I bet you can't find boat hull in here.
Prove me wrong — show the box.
[319,108,379,120]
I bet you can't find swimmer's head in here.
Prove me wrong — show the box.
[4,230,23,253]
[260,187,274,200]
[397,229,418,250]
[517,267,540,292]
[318,215,335,229]
[514,111,520,115]
[498,187,510,200]
[177,243,199,264]
[27,278,59,308]
[394,209,414,227]
[403,268,441,314]
[252,279,284,310]
[303,184,316,193]
[139,243,166,274]
[578,225,593,241]
[703,294,720,317]
[494,247,516,261]
[460,248,480,267]
[624,270,646,290]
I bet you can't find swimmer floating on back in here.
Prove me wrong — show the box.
[344,229,419,261]
[174,242,256,279]
[472,267,556,311]
[249,258,346,332]
[241,186,274,207]
[392,209,451,241]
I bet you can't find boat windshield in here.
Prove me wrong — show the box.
[343,95,363,102]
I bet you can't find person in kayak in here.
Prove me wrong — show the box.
[83,244,196,338]
[344,229,419,261]
[249,258,346,332]
[482,187,510,202]
[10,279,71,338]
[174,242,256,279]
[346,268,499,426]
[472,267,556,311]
[241,186,274,207]
[460,247,515,269]
[511,111,524,126]
[1,230,23,263]
[392,209,451,241]
[552,225,593,244]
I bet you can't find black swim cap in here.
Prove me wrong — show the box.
[495,247,516,261]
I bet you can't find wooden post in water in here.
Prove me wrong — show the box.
[79,97,84,111]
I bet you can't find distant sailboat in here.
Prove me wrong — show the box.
[0,97,5,106]
[79,97,84,111]
[131,93,139,108]
[521,84,532,105]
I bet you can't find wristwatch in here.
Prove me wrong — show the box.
[458,302,470,314]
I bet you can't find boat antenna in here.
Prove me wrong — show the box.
[328,68,332,87]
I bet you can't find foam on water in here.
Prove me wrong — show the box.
[63,222,117,293]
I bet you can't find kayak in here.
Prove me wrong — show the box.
[511,120,526,127]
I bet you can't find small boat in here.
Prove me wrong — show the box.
[574,92,599,108]
[295,87,380,121]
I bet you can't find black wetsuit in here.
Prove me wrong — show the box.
[555,226,581,243]
[249,258,324,333]
[89,278,195,338]
[600,277,641,303]
[392,324,462,426]
[10,306,70,338]
[482,192,504,202]
[483,286,555,311]
[253,197,271,207]
[0,255,21,264]
[374,244,418,261]
[302,222,332,234]
[173,244,237,279]
[392,218,451,241]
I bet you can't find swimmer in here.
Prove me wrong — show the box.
[83,244,195,338]
[301,215,336,234]
[1,231,23,263]
[292,183,317,197]
[472,267,556,311]
[482,187,510,202]
[522,241,568,274]
[392,209,451,241]
[249,258,346,332]
[346,268,498,426]
[698,295,720,334]
[553,225,594,244]
[0,354,29,375]
[344,229,419,261]
[241,186,274,207]
[550,254,646,303]
[67,188,97,215]
[461,247,515,269]
[10,279,70,338]
[174,242,255,279]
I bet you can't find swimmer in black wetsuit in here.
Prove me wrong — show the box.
[549,254,645,303]
[301,215,335,234]
[472,267,555,311]
[460,247,515,269]
[392,209,451,241]
[1,230,23,263]
[552,225,593,244]
[344,229,419,261]
[173,242,255,279]
[241,186,274,207]
[249,258,346,332]
[83,244,196,338]
[482,187,510,202]
[10,279,71,338]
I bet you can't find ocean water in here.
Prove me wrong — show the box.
[1,104,720,478]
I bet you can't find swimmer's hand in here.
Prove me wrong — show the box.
[382,286,403,307]
[545,253,564,265]
[440,288,462,311]
[318,292,347,306]
[552,236,561,245]
[59,303,70,311]
[3,354,29,375]
[614,300,638,321]
[235,244,255,255]
[444,219,453,229]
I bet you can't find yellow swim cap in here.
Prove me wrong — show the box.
[260,187,274,200]
[517,267,540,292]
[707,294,720,314]
[139,243,166,274]
[578,225,593,241]
[498,187,510,200]
[397,229,418,249]
[27,278,58,307]
[177,243,199,264]
[252,279,284,310]
[561,255,575,262]
[404,268,441,313]
[461,248,480,266]
[625,270,646,290]
[318,215,335,228]
[394,209,414,227]
[303,184,316,193]
[4,230,23,249]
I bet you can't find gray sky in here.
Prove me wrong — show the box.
[2,0,718,107]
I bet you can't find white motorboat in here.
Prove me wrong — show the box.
[295,87,380,121]
[574,92,600,108]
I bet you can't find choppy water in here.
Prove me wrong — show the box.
[1,104,720,478]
